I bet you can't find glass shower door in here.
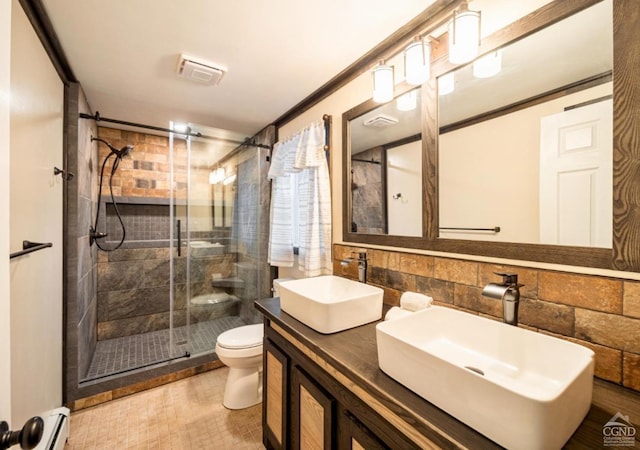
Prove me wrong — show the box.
[169,124,192,359]
[170,123,270,359]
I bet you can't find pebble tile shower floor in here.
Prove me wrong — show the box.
[84,316,247,380]
[67,367,264,449]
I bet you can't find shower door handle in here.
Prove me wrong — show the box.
[176,220,181,256]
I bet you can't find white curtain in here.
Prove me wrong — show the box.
[268,122,332,277]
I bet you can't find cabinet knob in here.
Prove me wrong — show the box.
[0,417,44,450]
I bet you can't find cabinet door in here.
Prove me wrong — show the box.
[264,338,288,450]
[291,365,335,450]
[339,408,390,450]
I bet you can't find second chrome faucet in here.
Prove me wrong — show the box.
[341,251,368,283]
[482,272,523,326]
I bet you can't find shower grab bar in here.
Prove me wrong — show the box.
[9,241,53,259]
[176,220,181,257]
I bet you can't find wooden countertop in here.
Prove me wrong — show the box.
[255,298,640,449]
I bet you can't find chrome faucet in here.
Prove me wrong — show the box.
[481,272,523,326]
[341,251,368,283]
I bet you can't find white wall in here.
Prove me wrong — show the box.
[9,0,64,425]
[0,0,13,424]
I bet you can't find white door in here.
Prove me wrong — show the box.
[539,99,612,247]
[9,0,64,426]
[387,140,422,237]
[0,0,12,423]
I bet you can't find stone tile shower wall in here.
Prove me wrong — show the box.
[351,147,385,234]
[334,244,640,393]
[97,248,237,339]
[96,127,185,199]
[66,85,99,382]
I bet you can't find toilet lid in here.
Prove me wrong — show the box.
[217,324,263,349]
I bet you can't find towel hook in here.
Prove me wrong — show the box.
[53,167,74,181]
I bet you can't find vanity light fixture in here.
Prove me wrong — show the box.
[372,60,394,103]
[209,167,225,184]
[473,50,502,78]
[223,173,237,185]
[448,1,481,65]
[404,36,430,85]
[438,72,455,96]
[396,90,417,111]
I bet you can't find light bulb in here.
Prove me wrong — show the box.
[473,50,502,78]
[404,38,430,85]
[372,61,394,103]
[438,72,455,96]
[448,3,481,65]
[396,91,417,111]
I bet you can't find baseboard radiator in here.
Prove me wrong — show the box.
[34,408,70,450]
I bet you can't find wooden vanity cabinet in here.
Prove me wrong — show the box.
[262,320,416,450]
[263,338,288,449]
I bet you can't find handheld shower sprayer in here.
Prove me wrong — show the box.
[91,137,133,159]
[90,136,134,251]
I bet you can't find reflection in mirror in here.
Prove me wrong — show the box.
[437,0,612,248]
[349,87,422,236]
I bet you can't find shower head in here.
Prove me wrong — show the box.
[91,137,133,159]
[113,145,133,159]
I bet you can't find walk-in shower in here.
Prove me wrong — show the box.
[65,104,273,403]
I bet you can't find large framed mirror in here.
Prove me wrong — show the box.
[437,0,612,248]
[342,0,640,270]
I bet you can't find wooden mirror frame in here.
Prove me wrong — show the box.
[343,0,640,271]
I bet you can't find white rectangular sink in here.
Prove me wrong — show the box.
[279,275,383,334]
[376,306,594,450]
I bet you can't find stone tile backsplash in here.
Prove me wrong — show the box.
[334,244,640,393]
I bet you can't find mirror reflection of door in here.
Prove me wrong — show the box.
[387,140,422,236]
[539,99,612,247]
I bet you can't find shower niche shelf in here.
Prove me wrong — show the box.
[211,277,245,289]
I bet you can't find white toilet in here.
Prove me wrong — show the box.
[215,323,264,409]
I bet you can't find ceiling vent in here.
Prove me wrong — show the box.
[177,54,227,86]
[363,114,399,128]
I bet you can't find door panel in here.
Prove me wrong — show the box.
[291,365,335,450]
[539,99,612,247]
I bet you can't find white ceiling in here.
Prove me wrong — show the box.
[41,0,436,138]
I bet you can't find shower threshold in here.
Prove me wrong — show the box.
[82,315,247,382]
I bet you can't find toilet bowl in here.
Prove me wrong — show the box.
[215,323,264,409]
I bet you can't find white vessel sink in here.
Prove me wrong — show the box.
[189,241,224,257]
[376,306,594,450]
[279,275,383,334]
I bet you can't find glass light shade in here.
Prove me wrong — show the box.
[473,50,502,78]
[223,174,236,185]
[172,123,188,133]
[396,90,417,111]
[404,39,430,85]
[209,167,225,184]
[448,9,481,64]
[438,72,455,96]
[372,62,394,103]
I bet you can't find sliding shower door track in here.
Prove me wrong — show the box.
[80,351,191,383]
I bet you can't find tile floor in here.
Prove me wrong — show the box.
[67,367,264,450]
[84,316,248,381]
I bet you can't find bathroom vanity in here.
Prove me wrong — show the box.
[256,297,640,449]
